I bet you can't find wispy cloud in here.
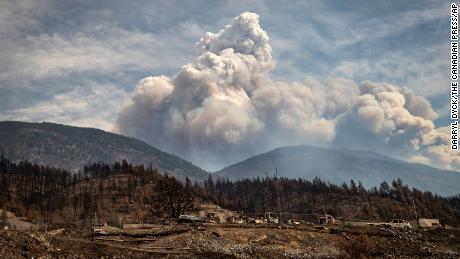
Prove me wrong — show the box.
[0,0,452,164]
[2,81,127,131]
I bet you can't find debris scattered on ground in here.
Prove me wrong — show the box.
[0,224,459,258]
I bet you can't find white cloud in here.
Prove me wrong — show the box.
[0,2,453,172]
[2,82,127,131]
[115,12,455,172]
[333,44,448,96]
[1,24,199,82]
[350,3,448,44]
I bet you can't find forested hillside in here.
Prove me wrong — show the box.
[215,145,460,196]
[0,157,459,227]
[0,121,208,180]
[202,177,460,225]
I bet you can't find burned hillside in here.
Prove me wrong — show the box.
[0,157,459,228]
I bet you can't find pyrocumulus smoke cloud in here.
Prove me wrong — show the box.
[114,12,459,171]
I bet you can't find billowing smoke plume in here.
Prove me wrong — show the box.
[114,12,458,171]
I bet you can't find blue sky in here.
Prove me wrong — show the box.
[0,0,452,129]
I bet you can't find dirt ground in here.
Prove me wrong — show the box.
[0,209,36,230]
[0,224,459,258]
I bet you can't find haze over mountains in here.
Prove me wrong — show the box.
[215,145,460,196]
[0,121,208,180]
[1,121,459,196]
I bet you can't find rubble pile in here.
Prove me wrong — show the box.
[1,224,459,258]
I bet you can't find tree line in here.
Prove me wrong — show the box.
[0,156,459,227]
[197,176,460,225]
[0,156,195,226]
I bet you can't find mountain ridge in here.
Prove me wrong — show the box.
[214,145,460,196]
[0,121,209,180]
